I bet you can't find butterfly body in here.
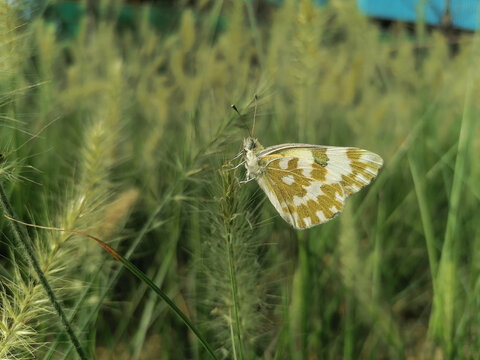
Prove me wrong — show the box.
[242,137,383,229]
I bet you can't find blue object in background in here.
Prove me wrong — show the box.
[267,0,327,5]
[358,0,480,31]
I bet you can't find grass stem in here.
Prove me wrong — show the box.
[0,184,87,360]
[227,232,245,359]
[4,212,218,360]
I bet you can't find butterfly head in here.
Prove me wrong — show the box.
[243,137,263,153]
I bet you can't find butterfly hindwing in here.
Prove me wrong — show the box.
[254,153,342,229]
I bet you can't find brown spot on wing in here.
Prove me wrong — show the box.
[263,157,308,198]
[263,154,328,184]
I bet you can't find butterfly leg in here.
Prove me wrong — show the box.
[239,177,255,184]
[226,160,246,173]
[230,150,244,162]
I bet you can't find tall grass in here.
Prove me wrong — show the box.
[0,0,479,358]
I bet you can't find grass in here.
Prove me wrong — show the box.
[1,0,480,358]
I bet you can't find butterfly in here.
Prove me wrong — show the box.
[241,137,383,229]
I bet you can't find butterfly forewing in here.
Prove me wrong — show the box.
[325,147,383,195]
[249,142,383,229]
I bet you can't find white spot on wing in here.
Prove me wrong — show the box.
[293,213,300,226]
[316,210,327,222]
[279,157,290,170]
[303,217,312,227]
[353,185,360,192]
[282,175,295,185]
[298,157,314,178]
[354,173,369,184]
[304,181,323,198]
[293,195,304,206]
[360,152,383,166]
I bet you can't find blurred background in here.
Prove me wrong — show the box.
[1,0,479,359]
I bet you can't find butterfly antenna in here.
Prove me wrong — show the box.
[231,104,241,115]
[251,94,258,137]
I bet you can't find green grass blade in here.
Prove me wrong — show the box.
[3,211,217,360]
[103,241,218,360]
[227,232,244,360]
[408,152,438,287]
[56,198,170,360]
[430,32,480,356]
[0,185,87,360]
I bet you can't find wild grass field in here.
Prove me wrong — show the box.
[1,0,479,359]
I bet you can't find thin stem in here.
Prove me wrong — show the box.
[4,213,218,360]
[0,184,87,360]
[408,153,438,290]
[56,195,170,359]
[227,233,244,360]
[229,307,239,360]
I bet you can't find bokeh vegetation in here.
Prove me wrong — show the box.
[1,0,479,359]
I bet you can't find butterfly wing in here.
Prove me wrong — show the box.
[255,145,383,229]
